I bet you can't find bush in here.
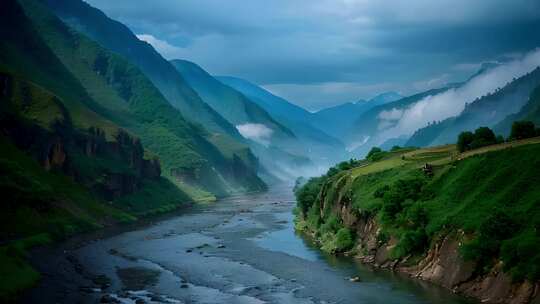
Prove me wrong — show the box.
[500,231,540,281]
[373,185,390,198]
[470,127,497,149]
[295,177,323,216]
[366,147,388,162]
[392,228,428,258]
[457,131,474,152]
[335,228,355,252]
[510,121,537,140]
[457,126,497,152]
[381,177,426,222]
[461,211,521,273]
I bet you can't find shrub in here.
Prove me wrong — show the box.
[373,185,390,198]
[461,211,521,273]
[335,228,355,252]
[510,120,537,140]
[295,177,323,216]
[470,127,497,149]
[457,126,497,152]
[366,147,387,161]
[457,131,474,152]
[392,228,428,258]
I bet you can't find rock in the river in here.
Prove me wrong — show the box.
[349,276,361,282]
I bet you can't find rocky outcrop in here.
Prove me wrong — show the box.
[311,187,540,304]
[43,137,67,171]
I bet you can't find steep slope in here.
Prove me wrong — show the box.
[170,60,295,141]
[346,88,448,156]
[407,67,540,147]
[217,76,347,165]
[42,0,243,141]
[8,0,265,197]
[295,141,540,303]
[313,92,402,139]
[495,85,540,134]
[217,76,315,124]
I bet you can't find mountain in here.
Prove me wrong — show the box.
[407,67,540,147]
[494,84,540,135]
[217,76,315,124]
[312,92,403,139]
[345,88,448,156]
[294,139,540,303]
[216,76,347,165]
[6,0,265,197]
[170,60,295,141]
[42,0,243,141]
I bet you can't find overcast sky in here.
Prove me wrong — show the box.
[86,0,540,111]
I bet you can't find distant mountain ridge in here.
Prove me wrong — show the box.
[43,0,244,141]
[407,67,540,147]
[312,92,403,138]
[170,60,295,141]
[216,76,347,167]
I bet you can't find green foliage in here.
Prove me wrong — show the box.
[335,228,355,252]
[366,147,388,161]
[380,176,426,223]
[510,120,537,140]
[457,131,474,152]
[295,177,324,216]
[0,234,51,300]
[392,228,428,259]
[296,140,540,281]
[457,126,497,152]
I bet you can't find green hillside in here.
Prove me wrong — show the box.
[43,0,243,141]
[217,76,347,165]
[13,0,265,196]
[495,85,540,135]
[171,59,295,140]
[296,138,540,282]
[345,88,449,156]
[407,67,540,147]
[0,1,266,299]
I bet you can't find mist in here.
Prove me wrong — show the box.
[376,48,540,144]
[236,123,274,146]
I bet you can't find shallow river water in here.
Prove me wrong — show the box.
[24,185,476,304]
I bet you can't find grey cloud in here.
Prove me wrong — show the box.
[85,0,540,108]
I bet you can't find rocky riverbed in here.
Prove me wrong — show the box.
[22,185,475,304]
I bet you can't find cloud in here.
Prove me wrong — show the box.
[236,123,274,146]
[87,0,540,109]
[376,48,540,142]
[136,34,184,59]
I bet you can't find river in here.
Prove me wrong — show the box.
[23,185,476,304]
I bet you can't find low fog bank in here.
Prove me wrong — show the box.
[373,48,540,148]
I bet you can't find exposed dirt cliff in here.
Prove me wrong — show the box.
[319,188,540,304]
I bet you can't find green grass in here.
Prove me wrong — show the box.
[0,234,52,300]
[113,177,192,215]
[297,140,540,281]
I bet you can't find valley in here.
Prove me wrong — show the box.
[1,0,539,303]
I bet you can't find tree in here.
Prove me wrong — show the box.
[366,147,382,158]
[510,121,536,140]
[366,147,386,161]
[470,127,496,149]
[457,131,474,152]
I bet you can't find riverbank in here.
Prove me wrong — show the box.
[294,142,540,304]
[21,185,473,304]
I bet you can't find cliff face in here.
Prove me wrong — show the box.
[0,73,161,201]
[311,177,540,304]
[297,144,540,304]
